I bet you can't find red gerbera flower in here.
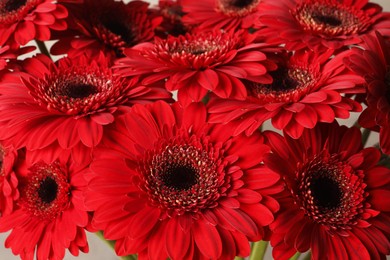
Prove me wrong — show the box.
[51,0,162,60]
[208,49,364,139]
[345,31,390,154]
[258,0,390,51]
[0,151,89,260]
[152,0,189,37]
[264,122,390,260]
[0,0,70,46]
[86,101,283,259]
[0,44,35,73]
[0,143,20,216]
[115,30,277,105]
[0,54,172,163]
[181,0,262,32]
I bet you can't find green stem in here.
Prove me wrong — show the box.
[249,240,268,260]
[234,257,245,260]
[361,127,371,147]
[95,231,137,260]
[302,251,312,260]
[289,252,301,260]
[35,40,51,58]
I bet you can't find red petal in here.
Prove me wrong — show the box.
[193,220,222,259]
[129,207,160,239]
[166,218,191,259]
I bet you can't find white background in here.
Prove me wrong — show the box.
[0,0,389,259]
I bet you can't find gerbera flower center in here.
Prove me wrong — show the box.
[29,66,128,116]
[37,177,58,204]
[292,2,367,36]
[294,151,367,230]
[218,0,260,16]
[309,174,342,209]
[0,0,38,25]
[21,161,71,220]
[140,142,222,216]
[161,165,199,191]
[164,34,235,70]
[248,66,316,103]
[3,0,27,12]
[58,83,98,99]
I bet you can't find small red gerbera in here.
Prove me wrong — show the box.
[345,31,390,154]
[0,143,19,216]
[264,122,390,260]
[0,151,89,260]
[181,0,262,32]
[0,54,172,163]
[258,0,390,51]
[51,0,162,60]
[86,101,283,259]
[152,0,189,37]
[208,49,364,139]
[0,0,70,46]
[115,30,277,105]
[0,44,35,73]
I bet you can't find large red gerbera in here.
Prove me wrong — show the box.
[258,0,390,51]
[264,122,390,260]
[208,49,364,139]
[86,101,283,259]
[181,0,262,32]
[0,151,89,260]
[345,31,390,154]
[0,0,71,46]
[0,54,172,163]
[51,0,162,61]
[115,30,277,106]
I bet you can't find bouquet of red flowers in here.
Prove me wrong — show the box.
[0,0,390,259]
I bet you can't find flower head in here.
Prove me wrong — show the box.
[208,49,364,138]
[0,0,70,46]
[182,0,262,32]
[258,0,390,51]
[345,31,390,154]
[51,0,162,60]
[86,101,283,259]
[116,30,277,105]
[0,54,172,163]
[264,122,390,259]
[0,152,89,259]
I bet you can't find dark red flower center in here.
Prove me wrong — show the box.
[58,83,98,99]
[294,151,367,230]
[0,0,39,25]
[140,140,225,216]
[218,0,260,16]
[21,161,71,220]
[161,165,199,191]
[248,66,316,103]
[310,174,342,209]
[4,0,26,12]
[98,16,136,49]
[28,66,130,116]
[37,177,58,204]
[292,2,369,37]
[163,33,237,70]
